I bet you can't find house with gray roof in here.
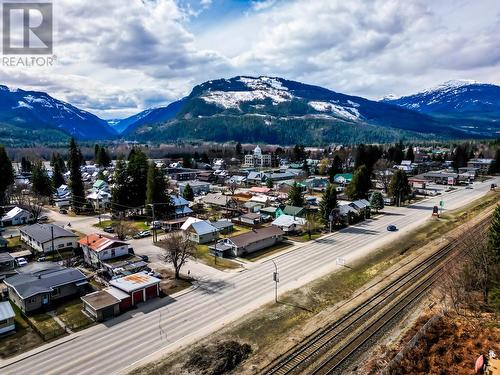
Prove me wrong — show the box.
[4,267,88,313]
[184,220,219,244]
[1,206,33,227]
[20,223,78,254]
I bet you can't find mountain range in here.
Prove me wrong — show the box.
[0,77,498,146]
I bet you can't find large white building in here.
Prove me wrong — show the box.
[244,146,272,168]
[20,224,78,253]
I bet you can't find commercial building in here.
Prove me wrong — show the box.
[244,146,272,168]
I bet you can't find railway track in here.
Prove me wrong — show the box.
[261,216,491,375]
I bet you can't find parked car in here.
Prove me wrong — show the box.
[59,208,68,214]
[16,257,28,267]
[149,221,162,229]
[387,225,397,232]
[37,256,46,262]
[103,226,115,233]
[37,215,49,223]
[133,230,151,239]
[139,255,149,262]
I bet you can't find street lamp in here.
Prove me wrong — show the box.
[271,259,279,303]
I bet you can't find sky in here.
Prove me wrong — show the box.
[0,0,499,119]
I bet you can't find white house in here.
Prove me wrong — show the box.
[79,234,130,267]
[271,214,307,233]
[1,207,33,227]
[0,301,15,334]
[20,223,78,253]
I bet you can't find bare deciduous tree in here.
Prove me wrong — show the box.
[227,182,238,195]
[158,233,196,279]
[113,221,134,241]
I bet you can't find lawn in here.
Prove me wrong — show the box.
[0,302,44,359]
[195,244,241,271]
[7,236,22,248]
[56,299,94,332]
[94,219,149,233]
[231,225,252,236]
[28,311,66,341]
[287,232,323,242]
[244,242,295,262]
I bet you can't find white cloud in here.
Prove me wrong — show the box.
[0,0,498,118]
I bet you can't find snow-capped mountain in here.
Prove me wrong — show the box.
[128,76,474,144]
[382,80,500,121]
[0,85,117,140]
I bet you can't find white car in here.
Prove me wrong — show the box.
[16,257,28,267]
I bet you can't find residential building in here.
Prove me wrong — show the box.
[86,190,111,210]
[20,224,78,253]
[210,219,234,235]
[0,236,7,249]
[271,214,307,233]
[283,205,305,217]
[244,146,272,168]
[201,193,237,208]
[209,226,284,257]
[1,207,33,227]
[178,181,211,196]
[0,252,16,280]
[0,301,15,334]
[260,206,283,219]
[79,234,130,268]
[171,195,194,218]
[5,267,88,313]
[333,173,353,185]
[184,221,219,244]
[233,212,263,226]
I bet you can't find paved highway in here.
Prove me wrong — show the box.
[1,180,497,375]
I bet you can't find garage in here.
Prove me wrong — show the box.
[109,272,161,307]
[81,290,120,322]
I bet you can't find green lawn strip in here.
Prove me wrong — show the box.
[7,236,22,248]
[287,232,323,242]
[195,244,241,270]
[27,311,66,340]
[55,300,94,331]
[132,190,499,375]
[230,225,252,236]
[244,242,295,262]
[94,219,149,232]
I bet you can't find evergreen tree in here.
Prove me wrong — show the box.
[452,144,470,170]
[389,169,412,207]
[94,144,100,161]
[302,159,310,177]
[488,148,500,174]
[328,155,343,182]
[266,178,274,189]
[127,148,149,207]
[346,165,372,200]
[146,162,172,218]
[51,158,65,189]
[369,191,384,213]
[489,205,500,258]
[292,144,306,162]
[355,144,382,172]
[97,146,111,167]
[182,183,194,201]
[21,157,32,173]
[235,142,242,155]
[288,181,304,207]
[31,160,53,197]
[0,145,14,205]
[182,155,193,169]
[68,138,85,212]
[318,184,337,225]
[387,141,405,165]
[405,145,415,163]
[112,157,129,215]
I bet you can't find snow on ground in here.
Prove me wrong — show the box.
[202,89,292,109]
[13,100,33,110]
[308,101,360,121]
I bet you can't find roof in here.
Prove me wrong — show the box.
[210,219,234,230]
[272,214,307,227]
[175,206,194,216]
[2,206,30,221]
[103,286,130,301]
[170,195,190,207]
[178,180,210,187]
[239,212,261,220]
[249,187,271,194]
[351,199,370,209]
[202,193,234,206]
[227,226,284,249]
[180,217,203,231]
[92,179,108,189]
[79,234,128,252]
[260,206,279,214]
[283,205,304,216]
[20,224,77,244]
[4,267,87,299]
[249,195,269,203]
[190,221,217,235]
[109,271,160,293]
[9,250,32,258]
[0,301,15,320]
[81,290,120,310]
[0,252,14,263]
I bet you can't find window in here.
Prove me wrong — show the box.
[67,242,72,246]
[58,244,64,249]
[51,287,60,297]
[111,249,116,257]
[27,297,36,304]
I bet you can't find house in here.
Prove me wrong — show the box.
[210,219,234,235]
[249,186,271,194]
[20,224,78,254]
[209,226,284,257]
[184,220,219,244]
[109,272,161,307]
[246,171,266,184]
[178,181,211,196]
[234,212,263,226]
[81,290,121,322]
[79,234,130,268]
[197,171,216,182]
[1,207,33,227]
[180,217,203,231]
[333,173,353,185]
[265,171,297,182]
[283,205,305,218]
[92,179,110,193]
[0,301,15,334]
[171,195,194,218]
[271,214,307,233]
[56,184,71,198]
[260,206,283,219]
[4,267,88,313]
[0,252,16,280]
[86,190,111,210]
[201,193,237,208]
[349,199,371,218]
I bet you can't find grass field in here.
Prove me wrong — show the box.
[94,220,149,233]
[244,242,294,262]
[56,300,94,332]
[195,244,241,270]
[7,236,22,248]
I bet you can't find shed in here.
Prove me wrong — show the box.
[81,290,120,321]
[0,301,15,334]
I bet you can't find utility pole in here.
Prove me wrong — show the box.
[97,195,101,226]
[150,203,156,243]
[271,259,279,303]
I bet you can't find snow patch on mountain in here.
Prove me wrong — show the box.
[202,89,293,109]
[13,101,33,110]
[308,101,360,121]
